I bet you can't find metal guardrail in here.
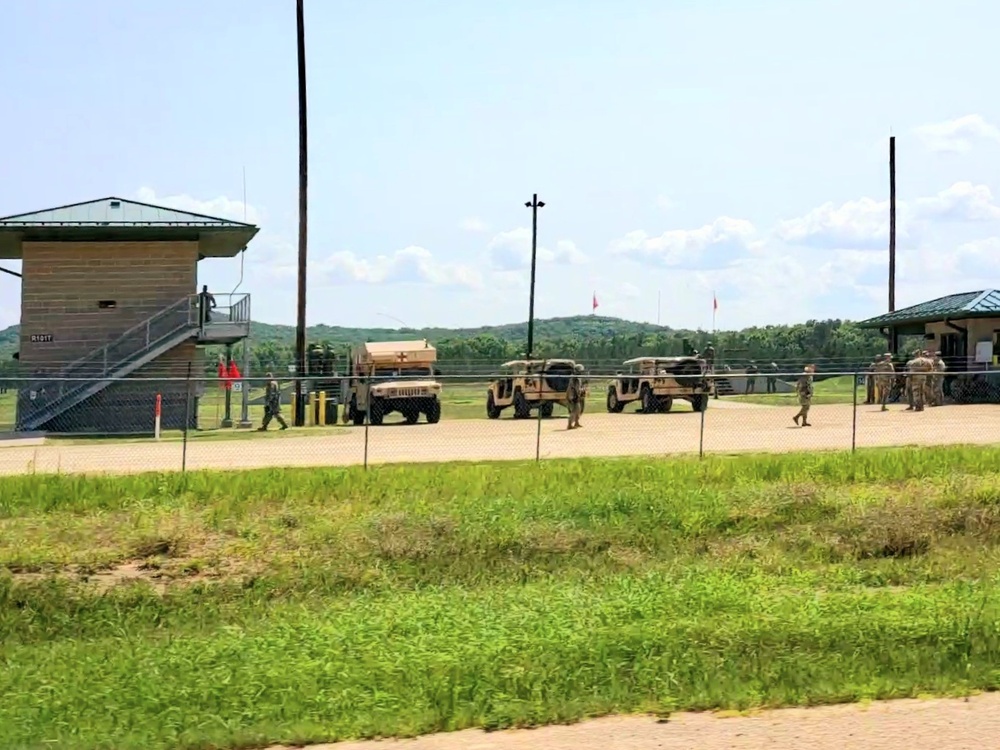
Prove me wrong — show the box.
[191,292,251,327]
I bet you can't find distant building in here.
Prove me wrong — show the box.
[858,290,1000,402]
[0,196,258,434]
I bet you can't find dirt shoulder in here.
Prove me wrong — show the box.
[269,693,1000,749]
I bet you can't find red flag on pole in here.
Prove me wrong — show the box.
[217,357,229,389]
[713,293,718,312]
[592,292,599,312]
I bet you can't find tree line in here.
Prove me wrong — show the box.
[234,318,886,376]
[0,317,888,380]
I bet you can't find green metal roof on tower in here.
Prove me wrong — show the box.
[0,196,259,259]
[858,290,1000,327]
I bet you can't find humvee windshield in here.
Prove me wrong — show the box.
[370,365,434,380]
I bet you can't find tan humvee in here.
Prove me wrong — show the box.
[606,356,710,413]
[341,340,442,425]
[486,359,587,419]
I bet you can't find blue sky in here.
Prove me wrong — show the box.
[2,0,1000,331]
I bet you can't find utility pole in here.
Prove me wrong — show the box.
[888,135,896,315]
[294,0,309,426]
[524,193,545,359]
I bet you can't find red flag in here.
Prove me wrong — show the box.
[218,358,238,391]
[592,292,599,312]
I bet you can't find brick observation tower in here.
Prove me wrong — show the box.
[0,196,259,434]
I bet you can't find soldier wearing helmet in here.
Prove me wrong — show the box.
[932,350,946,406]
[873,353,895,411]
[793,364,815,427]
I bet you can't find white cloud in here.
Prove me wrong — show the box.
[487,228,588,271]
[279,246,483,289]
[773,181,1000,251]
[913,181,1000,222]
[609,217,757,267]
[913,114,1000,153]
[951,236,1000,276]
[773,197,898,250]
[656,195,675,211]
[459,217,489,232]
[135,187,262,225]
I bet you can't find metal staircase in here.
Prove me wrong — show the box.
[17,293,250,432]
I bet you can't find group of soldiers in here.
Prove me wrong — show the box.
[868,350,947,412]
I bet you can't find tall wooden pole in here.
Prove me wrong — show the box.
[889,136,896,314]
[524,194,545,359]
[294,0,309,426]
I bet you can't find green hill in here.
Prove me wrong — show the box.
[247,315,671,346]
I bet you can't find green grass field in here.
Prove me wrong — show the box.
[3,446,1000,749]
[729,375,858,406]
[0,388,14,430]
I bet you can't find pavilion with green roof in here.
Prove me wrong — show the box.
[858,289,1000,371]
[0,196,259,434]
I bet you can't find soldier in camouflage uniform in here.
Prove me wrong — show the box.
[903,349,916,409]
[932,350,947,406]
[566,368,583,430]
[905,351,933,412]
[792,364,815,427]
[258,372,289,431]
[873,353,894,411]
[864,357,877,404]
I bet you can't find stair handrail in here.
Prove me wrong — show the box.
[50,296,193,378]
[23,296,195,406]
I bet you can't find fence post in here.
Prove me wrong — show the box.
[363,374,371,471]
[154,393,162,441]
[182,363,192,473]
[699,376,707,459]
[535,363,545,463]
[851,368,858,454]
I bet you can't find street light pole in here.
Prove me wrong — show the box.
[524,193,545,359]
[293,0,309,427]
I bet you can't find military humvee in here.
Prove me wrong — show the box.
[486,359,586,419]
[341,340,442,425]
[606,356,710,413]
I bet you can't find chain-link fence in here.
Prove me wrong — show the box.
[1,368,999,475]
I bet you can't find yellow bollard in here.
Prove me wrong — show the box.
[319,391,327,426]
[290,392,297,423]
[307,392,316,426]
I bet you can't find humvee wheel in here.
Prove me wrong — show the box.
[425,399,441,424]
[607,387,625,413]
[369,399,385,425]
[350,397,366,426]
[404,407,419,425]
[659,396,673,413]
[641,385,658,414]
[539,402,554,418]
[690,394,709,413]
[513,389,531,419]
[486,391,501,419]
